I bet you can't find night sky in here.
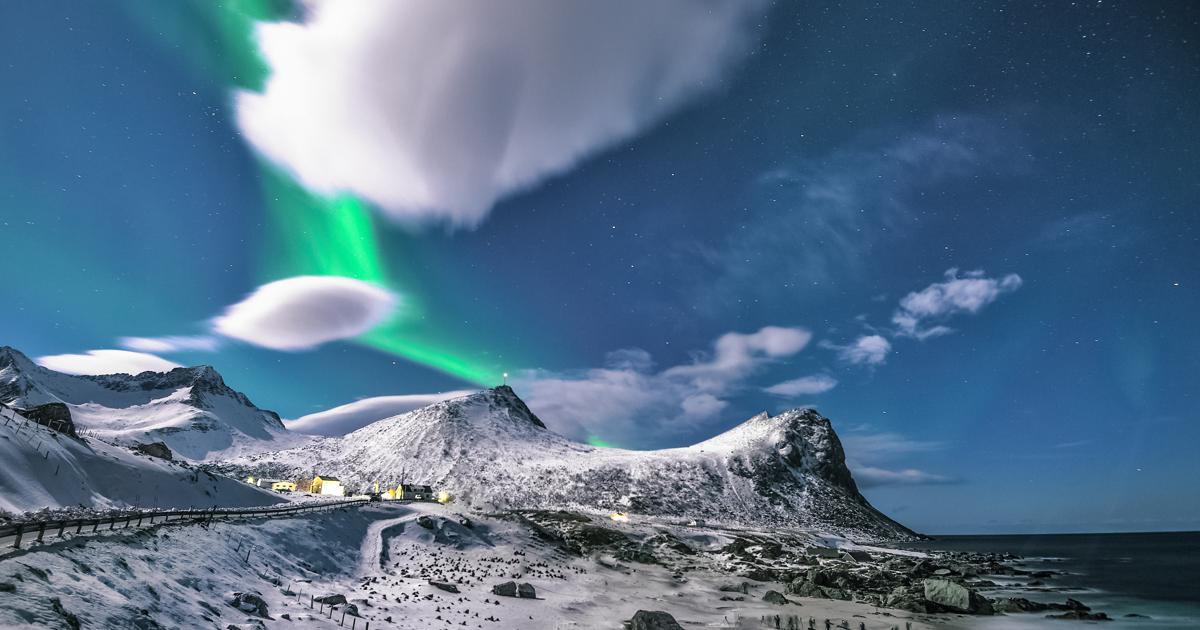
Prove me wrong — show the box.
[1,1,1197,534]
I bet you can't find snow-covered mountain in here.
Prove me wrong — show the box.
[0,346,293,460]
[228,386,917,540]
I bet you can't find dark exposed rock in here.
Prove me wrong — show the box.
[517,583,536,599]
[762,590,791,605]
[50,597,81,630]
[16,403,78,437]
[429,581,459,594]
[313,594,346,606]
[1046,611,1111,621]
[627,610,684,630]
[229,591,270,618]
[416,515,436,530]
[923,579,993,615]
[492,582,518,597]
[134,442,173,461]
[718,582,750,594]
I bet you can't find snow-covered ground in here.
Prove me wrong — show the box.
[0,502,945,629]
[0,407,281,515]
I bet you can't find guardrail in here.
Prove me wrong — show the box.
[0,498,368,552]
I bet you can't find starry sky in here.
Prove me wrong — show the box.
[1,1,1197,534]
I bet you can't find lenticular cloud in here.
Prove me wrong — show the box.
[213,276,397,351]
[236,0,768,227]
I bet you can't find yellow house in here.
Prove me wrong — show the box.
[271,481,297,492]
[312,475,345,497]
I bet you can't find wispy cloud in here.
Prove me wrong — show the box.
[516,325,812,444]
[841,428,952,488]
[764,373,838,397]
[824,334,892,366]
[36,349,182,376]
[286,391,475,436]
[892,268,1023,339]
[689,116,1027,309]
[119,335,220,354]
[237,0,768,227]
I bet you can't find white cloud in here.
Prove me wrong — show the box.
[842,428,951,488]
[36,350,182,376]
[118,335,220,354]
[515,325,811,444]
[764,373,838,397]
[212,276,397,351]
[893,268,1023,338]
[286,391,474,436]
[664,326,812,392]
[852,466,953,488]
[833,334,891,366]
[237,0,768,227]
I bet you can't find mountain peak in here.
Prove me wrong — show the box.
[449,385,547,429]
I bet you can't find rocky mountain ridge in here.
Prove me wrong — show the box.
[227,386,918,540]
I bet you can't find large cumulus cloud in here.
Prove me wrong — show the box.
[237,0,769,227]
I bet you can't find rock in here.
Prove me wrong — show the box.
[492,581,518,597]
[1123,613,1150,619]
[808,546,842,559]
[19,403,77,437]
[840,550,873,562]
[49,597,81,630]
[343,603,360,617]
[923,579,993,615]
[429,581,460,594]
[416,515,436,530]
[517,583,537,599]
[1046,611,1111,621]
[719,596,745,601]
[718,582,750,594]
[458,517,474,528]
[762,590,790,605]
[1061,598,1090,611]
[993,597,1050,613]
[313,593,347,606]
[229,591,270,619]
[932,568,952,576]
[628,610,684,630]
[0,582,14,593]
[134,442,173,461]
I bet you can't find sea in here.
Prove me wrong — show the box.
[895,531,1200,629]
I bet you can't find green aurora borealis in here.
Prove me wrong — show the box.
[128,0,514,386]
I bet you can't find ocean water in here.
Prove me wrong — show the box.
[896,531,1200,629]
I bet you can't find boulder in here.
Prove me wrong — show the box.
[516,583,537,599]
[628,610,684,630]
[923,579,993,615]
[1046,611,1111,621]
[19,403,77,437]
[492,581,518,597]
[229,592,270,618]
[993,597,1050,613]
[343,603,360,617]
[134,442,173,461]
[718,582,750,594]
[762,590,790,605]
[313,593,347,606]
[416,515,436,530]
[429,581,459,594]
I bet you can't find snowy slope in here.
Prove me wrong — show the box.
[0,346,297,460]
[0,405,282,514]
[228,386,917,540]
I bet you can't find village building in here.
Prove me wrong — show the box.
[271,481,297,492]
[312,475,345,497]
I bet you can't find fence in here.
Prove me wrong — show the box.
[0,498,368,552]
[0,404,61,461]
